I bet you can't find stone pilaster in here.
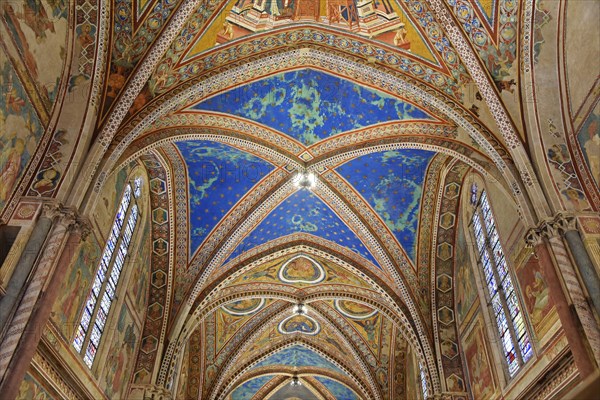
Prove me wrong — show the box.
[0,203,88,396]
[525,213,600,373]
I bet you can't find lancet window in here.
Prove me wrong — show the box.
[72,178,142,368]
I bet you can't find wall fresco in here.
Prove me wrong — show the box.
[0,47,44,213]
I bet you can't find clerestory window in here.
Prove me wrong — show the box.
[419,363,429,399]
[471,189,532,376]
[73,178,142,367]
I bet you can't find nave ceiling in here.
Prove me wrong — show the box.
[1,0,599,399]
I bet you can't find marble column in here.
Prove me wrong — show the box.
[0,214,89,400]
[0,204,80,389]
[526,213,600,372]
[525,236,596,378]
[0,210,53,340]
[561,222,600,318]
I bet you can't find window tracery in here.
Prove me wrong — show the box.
[471,190,532,376]
[73,178,142,368]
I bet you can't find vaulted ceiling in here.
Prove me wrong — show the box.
[80,0,533,398]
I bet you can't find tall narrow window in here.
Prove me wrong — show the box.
[472,190,532,376]
[73,178,142,367]
[419,363,429,399]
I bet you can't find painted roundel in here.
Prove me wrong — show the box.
[278,255,326,284]
[334,299,378,320]
[278,314,321,336]
[221,298,265,316]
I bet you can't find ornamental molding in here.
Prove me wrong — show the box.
[525,212,577,246]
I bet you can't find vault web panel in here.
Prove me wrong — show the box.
[191,69,433,146]
[253,345,343,374]
[315,376,359,400]
[225,189,380,267]
[176,141,274,257]
[336,148,435,262]
[230,375,273,400]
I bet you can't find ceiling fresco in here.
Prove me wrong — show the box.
[227,253,374,288]
[190,69,434,146]
[253,344,344,373]
[7,0,585,397]
[175,140,274,256]
[229,374,273,399]
[315,376,360,400]
[4,0,600,398]
[225,189,381,267]
[336,148,434,262]
[185,248,402,399]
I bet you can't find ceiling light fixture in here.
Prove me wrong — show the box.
[293,171,316,189]
[291,374,302,387]
[294,303,305,315]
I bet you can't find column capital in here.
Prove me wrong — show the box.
[525,212,577,246]
[41,203,90,238]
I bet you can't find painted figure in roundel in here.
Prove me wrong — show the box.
[335,299,377,319]
[278,314,320,335]
[278,255,325,284]
[222,298,265,315]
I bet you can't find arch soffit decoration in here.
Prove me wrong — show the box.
[89,44,538,230]
[203,302,384,400]
[163,246,436,395]
[79,0,552,396]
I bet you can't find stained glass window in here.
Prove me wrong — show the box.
[73,180,142,367]
[470,183,478,205]
[472,190,532,376]
[419,364,428,399]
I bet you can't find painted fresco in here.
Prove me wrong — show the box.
[354,314,382,354]
[215,303,264,353]
[547,143,591,210]
[278,314,321,335]
[455,218,478,325]
[516,255,556,340]
[16,372,53,400]
[175,342,190,400]
[577,103,600,188]
[231,254,370,288]
[335,300,378,320]
[315,376,359,400]
[227,190,380,267]
[93,165,131,235]
[229,375,273,400]
[176,140,274,256]
[279,255,325,284]
[0,47,44,213]
[391,334,408,400]
[128,218,151,318]
[463,320,495,400]
[192,69,432,146]
[331,297,394,363]
[197,0,438,61]
[405,346,421,400]
[1,0,68,105]
[253,345,343,373]
[100,303,139,399]
[336,149,434,262]
[50,235,101,339]
[222,298,266,315]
